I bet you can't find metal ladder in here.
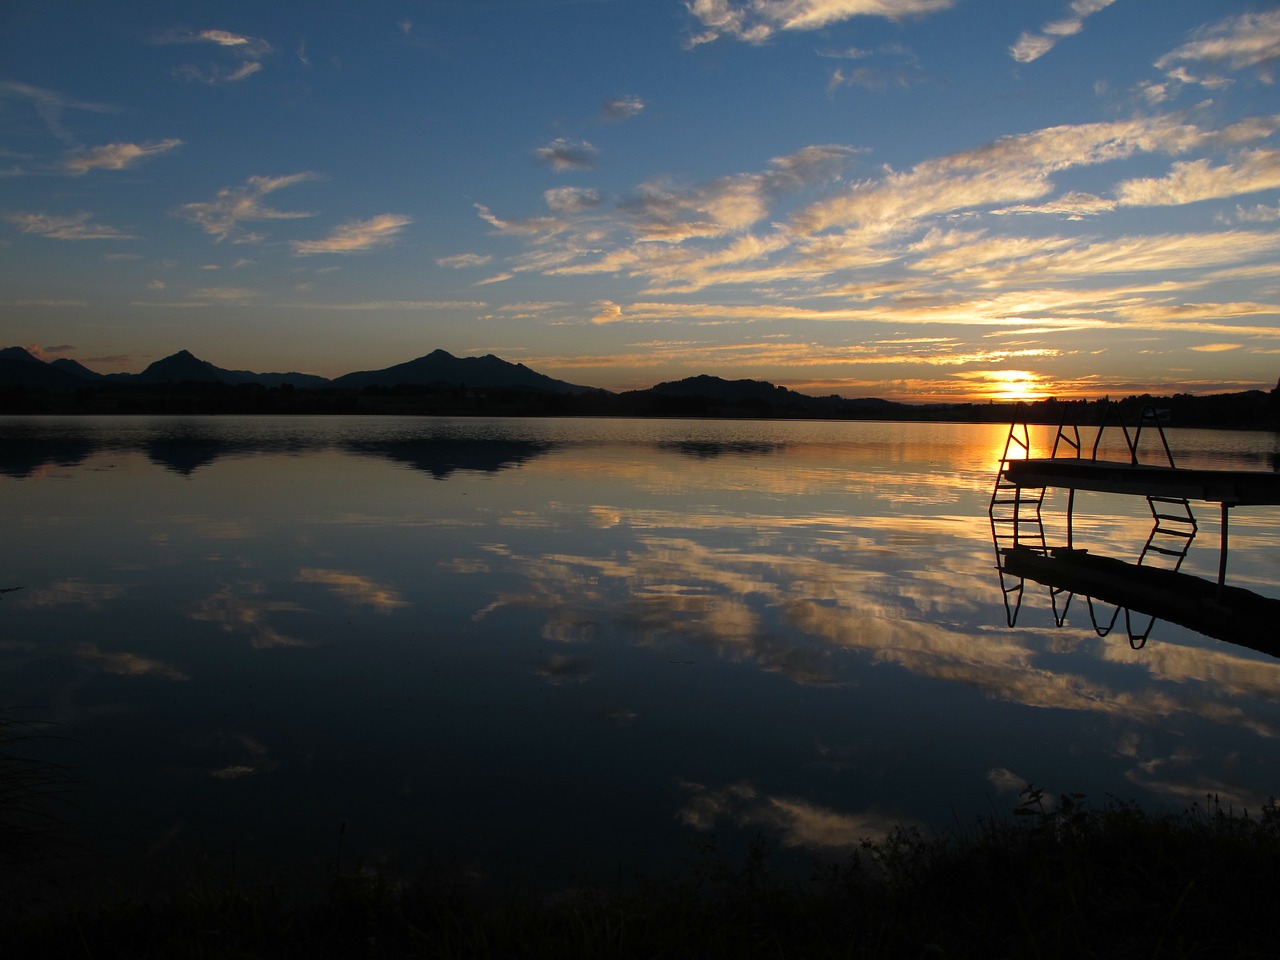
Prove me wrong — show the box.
[989,423,1050,627]
[1084,404,1197,647]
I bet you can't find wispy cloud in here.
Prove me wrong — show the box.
[544,186,603,214]
[535,137,598,171]
[602,94,645,121]
[436,252,493,269]
[822,44,922,92]
[78,643,189,681]
[0,80,115,150]
[296,299,486,310]
[481,110,1280,301]
[1010,0,1116,64]
[158,27,273,84]
[65,138,183,175]
[178,172,319,242]
[1115,149,1280,207]
[1155,9,1280,87]
[189,287,260,303]
[296,568,407,613]
[5,211,134,240]
[292,213,412,255]
[684,0,954,47]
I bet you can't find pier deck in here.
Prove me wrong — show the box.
[1002,458,1280,507]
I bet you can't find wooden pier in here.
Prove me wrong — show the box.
[1002,458,1280,507]
[989,409,1280,644]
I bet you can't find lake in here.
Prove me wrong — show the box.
[4,414,1280,889]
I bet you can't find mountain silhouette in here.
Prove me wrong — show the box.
[49,358,102,379]
[129,350,329,388]
[642,374,906,415]
[0,347,90,389]
[330,348,595,393]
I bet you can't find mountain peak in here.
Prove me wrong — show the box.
[330,348,595,394]
[0,346,42,364]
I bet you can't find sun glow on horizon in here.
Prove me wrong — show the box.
[970,370,1053,403]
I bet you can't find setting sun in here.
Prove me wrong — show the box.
[956,370,1054,403]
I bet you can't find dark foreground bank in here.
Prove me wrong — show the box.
[6,788,1280,959]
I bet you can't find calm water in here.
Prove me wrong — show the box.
[4,415,1280,887]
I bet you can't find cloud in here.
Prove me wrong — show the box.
[189,581,308,649]
[436,252,493,269]
[77,643,189,681]
[190,287,259,303]
[158,27,273,84]
[296,568,407,613]
[5,210,134,240]
[793,114,1209,236]
[189,28,271,54]
[65,138,183,175]
[1235,202,1280,223]
[18,580,126,608]
[20,343,74,360]
[479,110,1279,313]
[1010,0,1116,63]
[602,94,646,121]
[298,298,487,310]
[1115,150,1280,207]
[292,213,412,255]
[992,191,1118,218]
[613,145,857,243]
[545,186,603,213]
[823,43,922,92]
[677,780,902,848]
[178,172,319,242]
[591,300,625,324]
[535,137,598,171]
[1155,9,1280,84]
[685,0,954,47]
[0,80,115,149]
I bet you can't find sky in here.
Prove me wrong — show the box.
[2,0,1279,403]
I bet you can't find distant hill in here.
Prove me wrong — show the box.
[3,345,1274,429]
[330,348,597,394]
[49,358,103,380]
[0,348,330,390]
[642,374,908,416]
[129,350,331,388]
[0,347,91,389]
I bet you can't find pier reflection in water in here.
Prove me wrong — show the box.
[3,415,1280,888]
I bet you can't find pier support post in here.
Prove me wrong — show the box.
[1218,503,1231,589]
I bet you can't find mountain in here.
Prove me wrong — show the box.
[0,348,330,390]
[131,349,226,384]
[651,374,802,403]
[0,347,90,389]
[49,358,103,380]
[131,350,330,388]
[330,348,597,394]
[645,374,906,415]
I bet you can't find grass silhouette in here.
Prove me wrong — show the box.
[5,780,1280,958]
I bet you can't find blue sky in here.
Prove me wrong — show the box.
[2,0,1278,402]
